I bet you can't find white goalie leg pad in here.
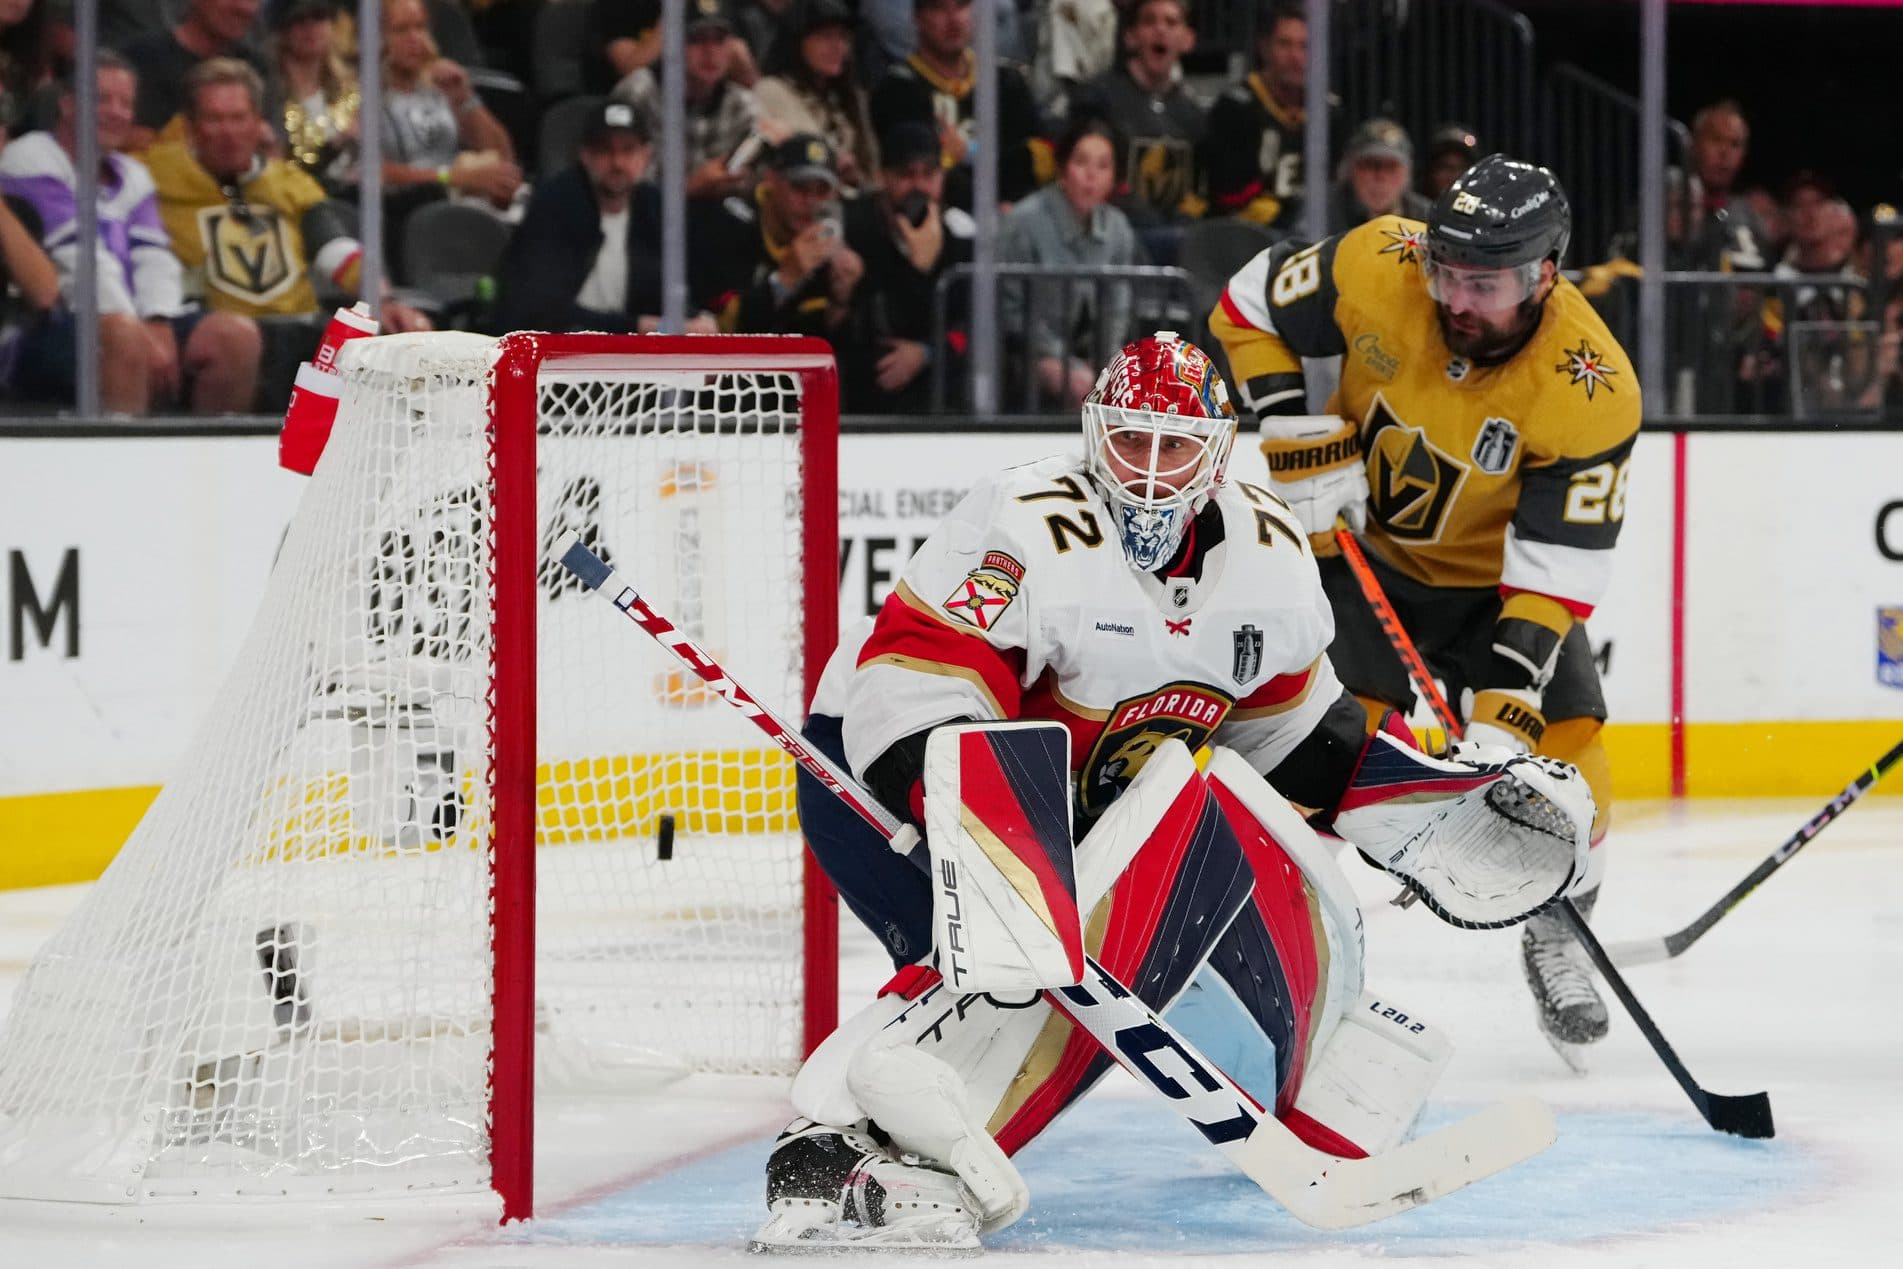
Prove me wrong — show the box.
[1335,733,1597,929]
[848,1042,1030,1234]
[1072,737,1204,913]
[923,721,1083,993]
[1291,990,1454,1157]
[790,991,913,1128]
[1204,746,1367,1066]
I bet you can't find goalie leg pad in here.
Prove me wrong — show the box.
[923,722,1082,993]
[796,712,935,967]
[1289,990,1454,1158]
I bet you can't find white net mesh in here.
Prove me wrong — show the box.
[0,333,824,1202]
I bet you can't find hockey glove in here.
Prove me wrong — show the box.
[1462,602,1567,754]
[1463,687,1546,754]
[1258,415,1369,537]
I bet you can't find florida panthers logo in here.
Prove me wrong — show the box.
[1079,682,1233,816]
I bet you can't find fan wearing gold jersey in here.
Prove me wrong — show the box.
[1208,154,1641,1067]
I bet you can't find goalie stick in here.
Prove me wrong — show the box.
[1607,736,1903,966]
[1336,529,1775,1140]
[554,530,1557,1230]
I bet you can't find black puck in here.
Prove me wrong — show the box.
[657,813,675,860]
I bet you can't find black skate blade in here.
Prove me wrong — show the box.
[1700,1089,1774,1139]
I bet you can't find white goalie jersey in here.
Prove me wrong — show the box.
[835,454,1346,816]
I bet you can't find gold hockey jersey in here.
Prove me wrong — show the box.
[145,143,334,318]
[1210,216,1641,614]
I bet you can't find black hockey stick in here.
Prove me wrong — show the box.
[555,530,1560,1228]
[1336,529,1775,1139]
[1608,737,1903,966]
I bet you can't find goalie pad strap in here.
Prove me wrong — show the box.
[1260,418,1362,478]
[924,722,1082,993]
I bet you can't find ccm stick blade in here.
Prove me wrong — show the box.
[552,531,1558,1227]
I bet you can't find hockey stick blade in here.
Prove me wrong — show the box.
[1606,736,1903,967]
[1230,1095,1557,1230]
[1562,901,1774,1138]
[556,532,1558,1226]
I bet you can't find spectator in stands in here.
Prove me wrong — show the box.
[613,1,759,202]
[998,116,1141,408]
[1418,123,1477,201]
[688,131,862,337]
[0,52,259,414]
[1687,99,1769,271]
[1746,175,1870,413]
[0,159,65,402]
[379,0,521,214]
[735,0,797,69]
[871,0,1045,213]
[583,0,659,95]
[861,0,1028,87]
[145,57,429,377]
[1028,0,1118,118]
[122,0,274,152]
[494,100,717,336]
[755,0,877,197]
[1204,2,1329,229]
[1326,117,1429,232]
[270,0,358,192]
[1069,0,1207,246]
[0,0,51,142]
[1674,99,1770,414]
[842,118,975,412]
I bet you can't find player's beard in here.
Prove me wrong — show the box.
[1435,300,1540,364]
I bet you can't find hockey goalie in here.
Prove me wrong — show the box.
[756,333,1596,1251]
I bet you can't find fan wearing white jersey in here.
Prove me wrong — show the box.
[760,333,1596,1252]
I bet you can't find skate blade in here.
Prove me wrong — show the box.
[749,1214,980,1256]
[1540,1026,1593,1076]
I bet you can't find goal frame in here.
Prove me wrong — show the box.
[487,332,840,1221]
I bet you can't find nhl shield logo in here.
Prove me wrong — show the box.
[1233,624,1263,684]
[1472,418,1519,475]
[1879,607,1903,690]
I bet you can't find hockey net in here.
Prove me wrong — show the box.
[0,332,839,1213]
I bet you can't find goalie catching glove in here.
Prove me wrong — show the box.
[1258,414,1370,537]
[1332,721,1595,929]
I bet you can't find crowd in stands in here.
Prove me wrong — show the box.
[0,0,1895,417]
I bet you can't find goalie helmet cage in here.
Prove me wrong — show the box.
[0,332,839,1222]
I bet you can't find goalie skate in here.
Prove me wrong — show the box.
[749,1121,982,1255]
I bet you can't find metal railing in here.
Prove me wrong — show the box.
[930,264,1198,414]
[1540,64,1692,266]
[1333,0,1538,159]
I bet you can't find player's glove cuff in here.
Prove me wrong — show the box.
[1465,687,1546,754]
[1258,416,1369,536]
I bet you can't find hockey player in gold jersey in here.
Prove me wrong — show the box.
[1209,154,1641,1066]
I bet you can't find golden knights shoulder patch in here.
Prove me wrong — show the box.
[942,550,1025,631]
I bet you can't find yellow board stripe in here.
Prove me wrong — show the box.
[0,750,800,891]
[6,723,1900,891]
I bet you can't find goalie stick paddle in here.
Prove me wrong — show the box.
[554,531,1557,1229]
[1607,736,1903,966]
[1334,529,1775,1140]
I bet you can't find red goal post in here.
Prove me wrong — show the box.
[0,332,839,1221]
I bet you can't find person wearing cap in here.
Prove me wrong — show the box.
[1744,176,1871,413]
[754,0,878,195]
[841,118,976,410]
[870,0,1046,212]
[1326,117,1429,233]
[612,0,759,202]
[688,131,864,338]
[492,101,715,338]
[1204,2,1336,228]
[1420,124,1478,202]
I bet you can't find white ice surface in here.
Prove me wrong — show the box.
[1,796,1898,1266]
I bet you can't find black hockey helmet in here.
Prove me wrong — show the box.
[1425,153,1572,271]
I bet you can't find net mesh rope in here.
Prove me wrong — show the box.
[0,333,809,1201]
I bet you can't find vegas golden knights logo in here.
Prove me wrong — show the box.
[1132,138,1193,213]
[1364,394,1467,542]
[199,203,299,306]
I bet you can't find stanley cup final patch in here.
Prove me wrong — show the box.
[943,550,1026,632]
[1233,624,1264,684]
[1880,606,1903,689]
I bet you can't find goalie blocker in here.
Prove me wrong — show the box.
[768,704,1593,1250]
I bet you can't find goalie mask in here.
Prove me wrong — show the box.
[1081,332,1239,571]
